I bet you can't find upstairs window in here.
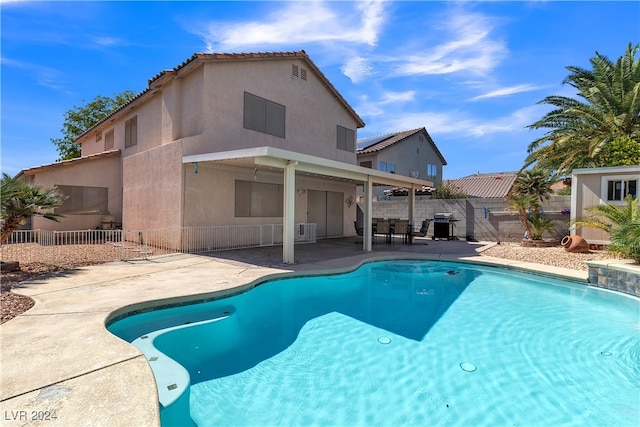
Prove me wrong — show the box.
[243,92,286,138]
[104,129,114,150]
[125,116,137,148]
[336,125,355,152]
[426,163,437,180]
[379,161,395,173]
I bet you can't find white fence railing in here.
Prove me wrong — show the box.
[1,223,317,266]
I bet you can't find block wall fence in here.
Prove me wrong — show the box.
[363,195,572,242]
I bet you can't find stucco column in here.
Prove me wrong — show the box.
[363,176,373,251]
[283,161,297,264]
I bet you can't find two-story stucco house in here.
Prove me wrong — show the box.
[18,51,435,262]
[356,128,446,200]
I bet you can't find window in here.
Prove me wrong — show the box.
[235,180,283,217]
[104,129,114,150]
[95,131,102,142]
[426,163,437,180]
[604,177,638,201]
[125,116,137,148]
[243,92,286,138]
[54,185,108,215]
[378,161,395,173]
[360,161,372,169]
[336,125,355,152]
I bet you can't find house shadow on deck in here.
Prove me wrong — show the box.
[196,236,488,269]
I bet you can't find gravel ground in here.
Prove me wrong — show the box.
[480,241,625,271]
[1,241,627,324]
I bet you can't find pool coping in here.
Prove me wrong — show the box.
[0,245,633,427]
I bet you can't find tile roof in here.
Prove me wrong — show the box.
[356,127,447,164]
[20,150,121,176]
[78,50,364,142]
[445,171,518,198]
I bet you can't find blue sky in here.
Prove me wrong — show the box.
[2,1,638,179]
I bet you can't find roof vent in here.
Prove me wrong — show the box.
[292,64,299,77]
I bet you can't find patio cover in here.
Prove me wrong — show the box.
[183,146,434,263]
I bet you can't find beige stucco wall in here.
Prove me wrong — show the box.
[183,163,357,236]
[29,156,122,231]
[122,142,183,231]
[179,60,359,164]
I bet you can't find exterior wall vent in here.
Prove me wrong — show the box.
[292,64,307,81]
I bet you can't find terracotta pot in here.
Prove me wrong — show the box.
[561,235,590,253]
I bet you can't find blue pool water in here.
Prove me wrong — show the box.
[107,260,640,426]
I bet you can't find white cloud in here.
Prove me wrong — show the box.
[471,84,542,100]
[394,10,507,76]
[1,56,67,92]
[92,36,124,47]
[380,90,415,105]
[361,104,547,140]
[342,57,373,83]
[197,0,386,52]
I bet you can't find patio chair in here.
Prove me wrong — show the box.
[375,220,391,244]
[392,220,409,244]
[413,219,432,238]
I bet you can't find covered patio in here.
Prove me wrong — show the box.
[183,146,434,263]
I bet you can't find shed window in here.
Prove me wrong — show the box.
[606,179,637,201]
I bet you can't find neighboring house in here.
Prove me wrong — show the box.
[356,128,446,200]
[570,165,640,244]
[445,172,518,198]
[17,51,434,262]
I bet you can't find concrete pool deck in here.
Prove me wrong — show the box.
[0,238,589,426]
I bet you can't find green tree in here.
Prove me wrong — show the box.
[511,169,553,216]
[524,43,640,177]
[593,135,640,167]
[431,181,468,199]
[51,89,137,160]
[1,173,66,242]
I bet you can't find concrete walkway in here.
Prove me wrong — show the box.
[0,238,587,426]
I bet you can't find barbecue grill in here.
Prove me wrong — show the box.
[433,213,456,240]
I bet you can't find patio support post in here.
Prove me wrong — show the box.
[363,176,373,251]
[408,184,415,233]
[283,161,297,264]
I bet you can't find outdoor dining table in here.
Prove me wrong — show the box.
[372,219,413,245]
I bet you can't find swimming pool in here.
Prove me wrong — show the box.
[107,260,640,426]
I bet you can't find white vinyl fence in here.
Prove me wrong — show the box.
[2,223,316,266]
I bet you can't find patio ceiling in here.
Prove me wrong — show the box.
[182,146,434,189]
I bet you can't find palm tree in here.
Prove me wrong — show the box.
[572,194,639,233]
[609,219,640,263]
[524,43,640,177]
[506,193,537,240]
[511,169,553,216]
[1,173,66,242]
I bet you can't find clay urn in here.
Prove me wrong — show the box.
[561,235,590,253]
